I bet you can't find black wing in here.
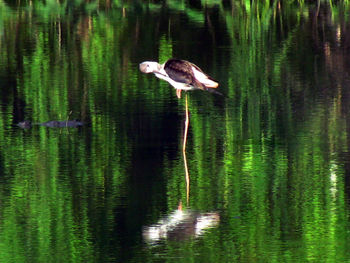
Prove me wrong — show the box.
[164,59,195,85]
[165,59,212,91]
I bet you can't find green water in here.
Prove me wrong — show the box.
[1,1,350,262]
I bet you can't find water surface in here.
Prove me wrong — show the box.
[0,1,350,262]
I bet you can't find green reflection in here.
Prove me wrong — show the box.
[0,1,350,263]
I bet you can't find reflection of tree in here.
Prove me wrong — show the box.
[308,4,350,202]
[0,1,350,262]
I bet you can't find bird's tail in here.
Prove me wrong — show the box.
[194,79,222,96]
[201,78,219,89]
[205,87,223,96]
[200,80,222,96]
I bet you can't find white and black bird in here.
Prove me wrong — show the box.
[139,58,220,98]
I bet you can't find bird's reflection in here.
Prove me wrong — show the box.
[143,202,220,244]
[143,91,219,244]
[143,123,219,244]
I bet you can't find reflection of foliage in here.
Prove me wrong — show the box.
[23,0,98,14]
[1,0,350,262]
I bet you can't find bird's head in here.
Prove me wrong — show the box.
[139,61,161,73]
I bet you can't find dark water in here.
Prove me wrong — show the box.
[1,1,350,262]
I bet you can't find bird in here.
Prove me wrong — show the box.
[139,58,220,98]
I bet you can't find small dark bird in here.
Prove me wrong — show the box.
[139,58,220,98]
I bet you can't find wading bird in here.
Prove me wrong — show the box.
[139,58,220,162]
[139,58,220,99]
[140,58,220,203]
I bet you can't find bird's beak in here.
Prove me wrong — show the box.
[139,62,149,73]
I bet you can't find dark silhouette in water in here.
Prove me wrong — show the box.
[17,120,83,129]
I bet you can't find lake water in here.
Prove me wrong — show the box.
[1,1,350,262]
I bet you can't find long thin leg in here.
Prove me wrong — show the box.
[183,93,189,153]
[183,93,190,205]
[183,150,190,205]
